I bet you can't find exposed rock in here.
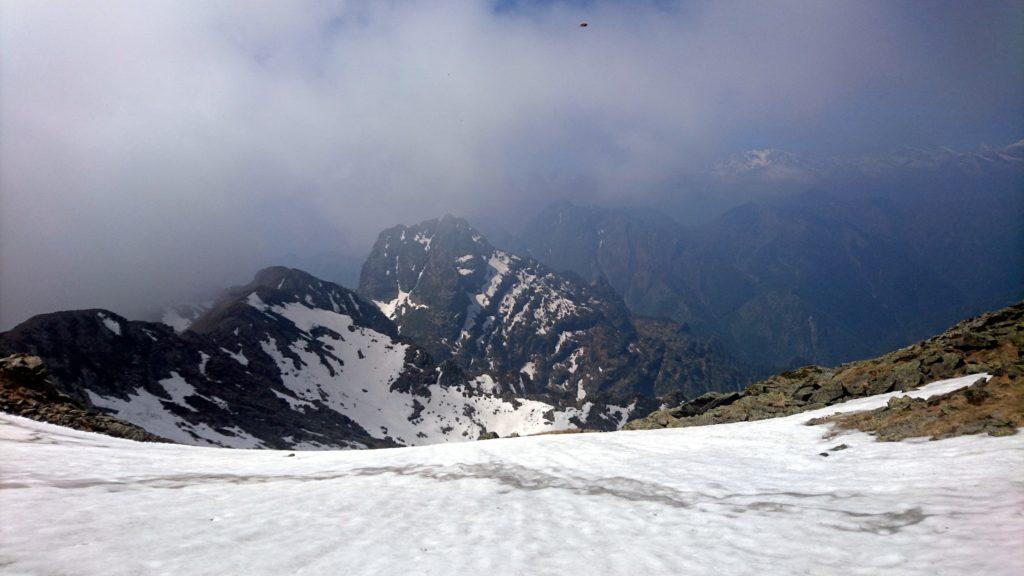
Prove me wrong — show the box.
[668,391,742,418]
[809,381,846,405]
[0,354,167,442]
[627,301,1023,430]
[0,267,625,448]
[806,374,1022,441]
[358,215,746,426]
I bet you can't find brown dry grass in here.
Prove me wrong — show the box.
[808,374,1023,441]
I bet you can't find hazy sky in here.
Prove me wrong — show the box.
[2,0,1022,328]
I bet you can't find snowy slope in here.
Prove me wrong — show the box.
[233,286,600,445]
[251,295,596,444]
[2,374,1021,576]
[1,268,611,449]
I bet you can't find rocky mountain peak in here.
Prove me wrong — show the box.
[357,216,742,413]
[2,265,639,448]
[192,267,396,340]
[250,265,322,291]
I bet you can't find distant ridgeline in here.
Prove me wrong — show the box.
[516,143,1023,371]
[1,213,1020,449]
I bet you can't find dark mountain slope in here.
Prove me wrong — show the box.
[0,353,166,443]
[683,202,967,366]
[359,216,745,412]
[627,300,1023,430]
[1,267,629,447]
[0,306,390,449]
[518,144,1023,371]
[519,191,1018,371]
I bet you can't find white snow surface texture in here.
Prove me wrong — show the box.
[90,295,599,448]
[1,374,1021,575]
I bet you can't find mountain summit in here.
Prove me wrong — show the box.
[359,216,744,418]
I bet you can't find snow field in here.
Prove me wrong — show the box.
[1,374,1021,575]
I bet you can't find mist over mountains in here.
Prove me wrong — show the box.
[3,1,1023,330]
[1,197,1019,447]
[3,4,1024,574]
[5,140,1019,380]
[517,141,1024,368]
[0,0,1020,452]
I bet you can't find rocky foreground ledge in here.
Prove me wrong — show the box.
[627,301,1023,431]
[0,354,166,443]
[808,374,1023,441]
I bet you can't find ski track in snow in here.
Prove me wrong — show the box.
[1,374,1022,575]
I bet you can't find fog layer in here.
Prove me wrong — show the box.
[2,0,1022,328]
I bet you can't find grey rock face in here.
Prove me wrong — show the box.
[358,216,743,419]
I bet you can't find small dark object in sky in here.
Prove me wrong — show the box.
[580,22,588,28]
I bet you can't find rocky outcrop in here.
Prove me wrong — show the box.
[358,215,745,422]
[626,301,1023,430]
[0,354,166,442]
[807,374,1022,441]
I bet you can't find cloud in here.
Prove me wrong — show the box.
[2,0,1022,327]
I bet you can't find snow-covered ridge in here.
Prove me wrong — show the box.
[246,292,610,446]
[1,374,1020,575]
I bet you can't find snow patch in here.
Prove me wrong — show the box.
[220,347,249,367]
[86,384,262,448]
[520,362,536,379]
[96,313,121,336]
[471,374,500,394]
[576,379,587,401]
[373,290,427,319]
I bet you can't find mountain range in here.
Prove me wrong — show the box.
[0,221,746,448]
[517,143,1023,369]
[0,266,616,448]
[1,141,1020,449]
